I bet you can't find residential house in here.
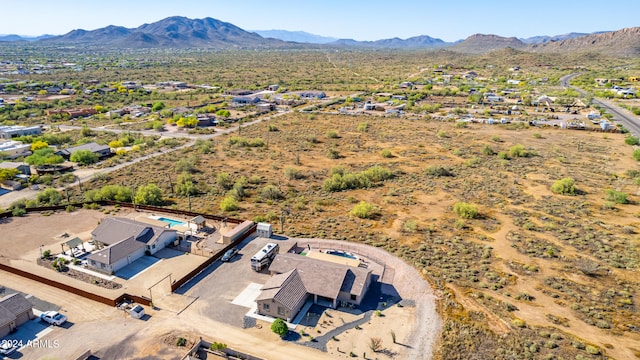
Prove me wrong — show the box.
[0,161,31,175]
[86,217,177,274]
[232,96,261,105]
[0,140,31,159]
[484,94,504,103]
[256,253,372,321]
[225,89,254,96]
[398,81,413,89]
[267,84,280,91]
[462,71,478,80]
[618,88,636,96]
[0,293,34,337]
[47,108,97,119]
[196,114,217,126]
[97,87,116,95]
[46,86,62,94]
[0,125,42,139]
[256,269,308,322]
[56,142,111,160]
[297,91,326,99]
[256,103,276,114]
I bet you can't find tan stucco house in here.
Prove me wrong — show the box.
[256,253,372,322]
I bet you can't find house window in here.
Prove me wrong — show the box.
[263,303,270,311]
[101,263,106,269]
[278,307,284,316]
[152,244,156,249]
[350,294,357,301]
[146,245,150,250]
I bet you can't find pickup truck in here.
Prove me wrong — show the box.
[40,311,67,326]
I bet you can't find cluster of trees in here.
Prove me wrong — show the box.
[323,165,393,192]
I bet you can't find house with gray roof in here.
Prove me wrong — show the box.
[255,269,308,322]
[256,253,372,321]
[86,217,177,274]
[0,293,34,337]
[55,142,111,160]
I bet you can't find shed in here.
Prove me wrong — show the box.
[256,223,273,238]
[220,220,255,244]
[191,215,206,230]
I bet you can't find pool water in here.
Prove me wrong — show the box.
[157,217,187,227]
[326,250,357,260]
[0,188,10,196]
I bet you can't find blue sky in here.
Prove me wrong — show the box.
[2,0,638,41]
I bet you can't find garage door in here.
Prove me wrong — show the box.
[15,310,32,326]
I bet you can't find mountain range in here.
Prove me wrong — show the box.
[1,16,638,56]
[36,16,286,49]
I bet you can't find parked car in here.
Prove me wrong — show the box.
[0,341,18,356]
[129,305,145,319]
[221,247,239,262]
[40,311,67,326]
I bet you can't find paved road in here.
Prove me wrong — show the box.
[561,73,640,136]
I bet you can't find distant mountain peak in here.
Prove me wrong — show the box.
[451,34,526,54]
[44,16,285,49]
[252,29,337,44]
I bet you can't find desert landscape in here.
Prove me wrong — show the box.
[1,8,640,359]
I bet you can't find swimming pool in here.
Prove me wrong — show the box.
[157,217,187,228]
[326,250,358,260]
[0,188,10,196]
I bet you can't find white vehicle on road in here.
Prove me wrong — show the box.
[40,311,67,326]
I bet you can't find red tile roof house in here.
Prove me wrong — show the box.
[86,218,177,274]
[255,253,372,322]
[0,293,34,337]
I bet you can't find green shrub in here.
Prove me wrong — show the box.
[176,337,187,347]
[633,149,640,161]
[551,178,575,195]
[481,145,495,156]
[326,148,340,159]
[260,184,282,200]
[326,130,339,139]
[605,189,628,204]
[284,166,303,180]
[210,342,227,351]
[425,166,453,177]
[508,144,528,158]
[350,201,375,219]
[219,196,239,211]
[624,135,639,145]
[511,318,526,328]
[271,318,288,337]
[585,345,600,355]
[380,149,393,158]
[357,122,369,132]
[453,202,479,219]
[497,151,509,160]
[42,249,51,258]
